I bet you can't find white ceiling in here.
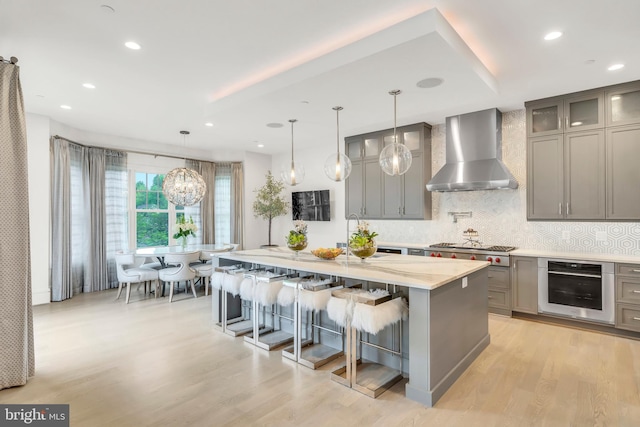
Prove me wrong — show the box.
[2,0,639,155]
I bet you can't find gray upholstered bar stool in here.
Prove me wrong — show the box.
[243,270,293,350]
[280,276,344,369]
[327,288,408,398]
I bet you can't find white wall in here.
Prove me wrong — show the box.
[26,113,51,305]
[243,151,276,249]
[272,110,640,256]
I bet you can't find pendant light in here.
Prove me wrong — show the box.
[162,131,207,206]
[324,106,352,182]
[379,90,412,176]
[281,119,305,186]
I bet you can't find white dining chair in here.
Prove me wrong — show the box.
[192,251,214,296]
[159,252,201,302]
[115,253,160,304]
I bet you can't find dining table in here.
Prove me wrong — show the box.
[134,243,235,296]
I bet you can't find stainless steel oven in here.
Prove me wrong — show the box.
[538,258,614,324]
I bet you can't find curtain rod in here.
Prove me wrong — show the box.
[0,56,19,64]
[52,135,240,165]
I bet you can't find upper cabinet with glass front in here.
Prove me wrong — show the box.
[526,90,604,137]
[606,81,640,127]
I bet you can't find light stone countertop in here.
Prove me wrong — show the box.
[377,241,640,265]
[218,247,489,290]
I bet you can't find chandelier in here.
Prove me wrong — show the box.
[324,106,352,182]
[162,131,207,206]
[379,90,412,176]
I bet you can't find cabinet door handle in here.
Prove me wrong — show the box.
[632,290,640,294]
[402,206,405,215]
[558,203,562,216]
[566,203,569,215]
[632,269,640,273]
[565,116,569,129]
[633,317,640,321]
[558,117,561,130]
[488,296,494,299]
[398,207,401,215]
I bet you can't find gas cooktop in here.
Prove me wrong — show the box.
[429,242,517,252]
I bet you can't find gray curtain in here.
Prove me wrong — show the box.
[200,161,216,244]
[51,138,127,299]
[0,61,35,389]
[231,163,244,250]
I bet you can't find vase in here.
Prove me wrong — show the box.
[180,235,188,249]
[349,240,377,262]
[287,236,308,258]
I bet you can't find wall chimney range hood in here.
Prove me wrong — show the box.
[426,108,518,192]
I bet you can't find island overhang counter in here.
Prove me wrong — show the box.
[217,247,490,407]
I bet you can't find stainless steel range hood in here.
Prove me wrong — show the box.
[426,108,518,192]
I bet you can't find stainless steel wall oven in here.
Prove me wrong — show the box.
[538,258,614,324]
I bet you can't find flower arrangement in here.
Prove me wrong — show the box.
[349,221,378,260]
[286,220,308,252]
[173,215,197,245]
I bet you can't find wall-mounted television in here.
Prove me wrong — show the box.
[292,190,330,221]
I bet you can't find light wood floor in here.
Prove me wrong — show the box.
[2,287,639,426]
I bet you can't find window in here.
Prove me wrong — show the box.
[215,164,232,244]
[134,172,185,248]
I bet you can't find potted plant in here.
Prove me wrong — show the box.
[286,220,308,256]
[349,221,378,261]
[253,171,289,247]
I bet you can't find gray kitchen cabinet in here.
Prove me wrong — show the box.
[605,80,640,127]
[615,263,640,332]
[526,79,640,221]
[526,90,603,137]
[346,123,431,220]
[527,134,563,219]
[606,125,640,220]
[511,256,538,314]
[488,266,511,316]
[528,130,605,220]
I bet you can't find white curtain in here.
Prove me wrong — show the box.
[215,163,232,245]
[51,138,127,299]
[0,61,35,389]
[231,163,244,249]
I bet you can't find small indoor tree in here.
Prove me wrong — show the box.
[253,171,289,246]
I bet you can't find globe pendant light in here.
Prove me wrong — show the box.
[324,106,352,182]
[162,131,207,206]
[281,119,305,186]
[379,90,412,176]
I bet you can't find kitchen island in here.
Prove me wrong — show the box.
[218,247,490,407]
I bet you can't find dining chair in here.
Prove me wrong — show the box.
[192,251,214,296]
[159,251,201,302]
[115,253,160,304]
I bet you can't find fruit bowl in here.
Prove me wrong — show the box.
[311,247,344,260]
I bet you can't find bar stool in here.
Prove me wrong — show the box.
[220,268,260,337]
[243,270,294,350]
[280,276,344,369]
[210,265,243,332]
[327,287,408,398]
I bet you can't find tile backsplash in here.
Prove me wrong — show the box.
[371,109,640,255]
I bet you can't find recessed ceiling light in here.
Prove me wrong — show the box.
[60,105,72,110]
[257,144,264,148]
[125,41,141,50]
[82,83,96,89]
[416,77,444,89]
[608,63,624,71]
[205,122,213,127]
[544,31,563,41]
[266,123,283,128]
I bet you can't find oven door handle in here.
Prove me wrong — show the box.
[548,271,602,279]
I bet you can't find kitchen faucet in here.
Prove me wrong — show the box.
[346,213,360,263]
